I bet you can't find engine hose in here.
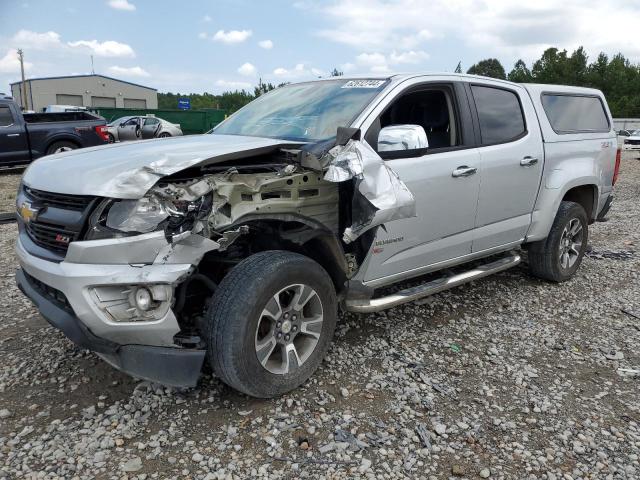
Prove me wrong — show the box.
[174,274,218,313]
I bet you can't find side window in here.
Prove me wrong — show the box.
[365,88,459,153]
[0,106,15,127]
[144,118,160,126]
[123,117,139,126]
[541,94,609,133]
[471,85,526,145]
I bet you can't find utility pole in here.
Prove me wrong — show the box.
[17,49,27,110]
[91,55,95,75]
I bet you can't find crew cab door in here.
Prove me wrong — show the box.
[467,83,544,251]
[118,117,141,141]
[359,81,482,284]
[0,104,30,166]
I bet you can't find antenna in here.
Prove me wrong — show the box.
[91,55,95,74]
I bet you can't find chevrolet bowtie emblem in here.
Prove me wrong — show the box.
[18,202,39,223]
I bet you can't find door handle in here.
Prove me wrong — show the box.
[520,156,538,166]
[452,166,477,178]
[6,133,20,137]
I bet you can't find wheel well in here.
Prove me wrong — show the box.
[175,219,349,328]
[46,138,80,152]
[562,185,597,222]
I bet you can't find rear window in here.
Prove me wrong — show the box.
[471,85,526,145]
[541,94,610,133]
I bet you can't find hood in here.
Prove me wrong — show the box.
[22,134,296,199]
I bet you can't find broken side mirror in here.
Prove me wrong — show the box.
[378,125,428,152]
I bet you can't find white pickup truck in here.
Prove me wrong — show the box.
[15,74,619,397]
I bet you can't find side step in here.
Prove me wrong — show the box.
[345,253,521,313]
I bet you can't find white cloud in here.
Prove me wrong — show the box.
[356,52,386,68]
[258,39,273,49]
[0,48,33,74]
[108,65,149,77]
[389,50,429,64]
[11,30,61,50]
[212,30,252,44]
[237,62,257,76]
[272,63,322,80]
[198,32,208,40]
[214,79,252,90]
[202,14,212,22]
[311,0,640,63]
[68,39,135,58]
[107,0,135,11]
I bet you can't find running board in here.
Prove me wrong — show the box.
[345,253,521,313]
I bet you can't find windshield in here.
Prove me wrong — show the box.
[212,79,389,142]
[632,130,640,136]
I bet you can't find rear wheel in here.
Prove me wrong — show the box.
[205,251,337,398]
[528,201,588,282]
[158,132,171,138]
[46,141,78,155]
[107,133,115,143]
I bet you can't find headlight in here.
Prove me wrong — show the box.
[106,195,169,233]
[87,190,213,241]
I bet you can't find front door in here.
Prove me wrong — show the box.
[360,85,481,284]
[118,117,141,141]
[0,105,30,166]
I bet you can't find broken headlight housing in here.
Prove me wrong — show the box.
[86,191,213,240]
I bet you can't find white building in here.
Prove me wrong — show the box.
[11,74,157,112]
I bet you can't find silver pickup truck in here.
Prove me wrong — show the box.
[15,74,620,397]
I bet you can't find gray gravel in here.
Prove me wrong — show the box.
[1,153,639,479]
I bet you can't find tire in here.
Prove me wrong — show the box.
[46,141,78,155]
[107,133,115,143]
[205,250,337,398]
[528,201,588,282]
[158,132,171,138]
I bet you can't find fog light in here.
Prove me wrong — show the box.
[134,287,152,311]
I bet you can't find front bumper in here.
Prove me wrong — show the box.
[16,268,205,387]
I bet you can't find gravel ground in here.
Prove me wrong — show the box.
[0,173,20,213]
[1,154,639,480]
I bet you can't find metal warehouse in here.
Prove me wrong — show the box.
[10,74,157,112]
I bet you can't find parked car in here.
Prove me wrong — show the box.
[106,115,182,142]
[0,97,109,169]
[622,129,640,150]
[15,74,619,396]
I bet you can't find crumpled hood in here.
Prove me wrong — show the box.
[22,134,295,199]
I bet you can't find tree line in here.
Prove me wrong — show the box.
[465,47,640,117]
[158,48,640,118]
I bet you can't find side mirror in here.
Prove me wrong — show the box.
[378,125,428,152]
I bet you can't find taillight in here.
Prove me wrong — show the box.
[613,148,621,186]
[95,125,109,142]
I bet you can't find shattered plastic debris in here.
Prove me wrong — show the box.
[321,139,416,243]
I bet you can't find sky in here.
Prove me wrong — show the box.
[1,0,640,95]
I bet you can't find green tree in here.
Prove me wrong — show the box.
[507,59,532,83]
[330,68,343,77]
[467,58,506,79]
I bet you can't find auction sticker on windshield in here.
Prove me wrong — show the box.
[342,80,386,88]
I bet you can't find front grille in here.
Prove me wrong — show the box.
[625,139,640,145]
[25,221,81,253]
[23,270,73,313]
[20,187,97,256]
[24,187,93,211]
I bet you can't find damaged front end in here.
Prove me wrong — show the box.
[92,129,415,330]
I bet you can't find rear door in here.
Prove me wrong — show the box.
[468,82,544,252]
[0,104,30,166]
[359,80,482,284]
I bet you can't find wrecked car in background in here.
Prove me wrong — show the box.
[106,114,183,143]
[15,75,619,397]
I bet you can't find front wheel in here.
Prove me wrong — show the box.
[158,132,171,138]
[527,201,588,282]
[205,251,337,397]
